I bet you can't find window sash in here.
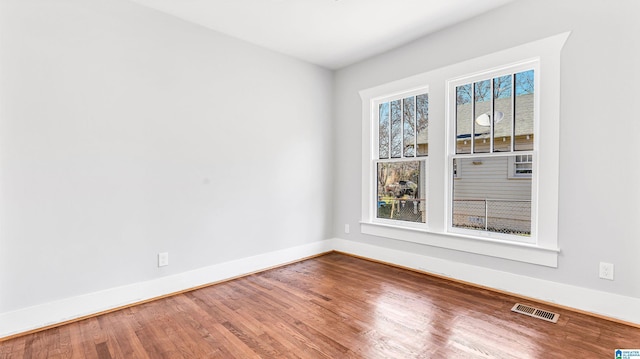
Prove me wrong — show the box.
[448,62,538,244]
[450,153,534,243]
[372,89,429,229]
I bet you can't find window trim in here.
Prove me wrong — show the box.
[360,32,569,267]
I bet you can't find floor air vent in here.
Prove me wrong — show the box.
[511,303,559,323]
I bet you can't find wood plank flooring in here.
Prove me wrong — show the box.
[1,252,639,358]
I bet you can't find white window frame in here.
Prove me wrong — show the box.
[447,61,539,244]
[360,32,569,267]
[368,87,430,231]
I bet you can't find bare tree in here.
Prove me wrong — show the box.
[403,96,415,157]
[457,75,522,105]
[377,163,390,194]
[416,93,428,132]
[390,100,402,157]
[378,103,389,158]
[515,70,534,95]
[457,84,472,105]
[493,75,512,98]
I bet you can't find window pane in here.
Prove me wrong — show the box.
[515,162,532,176]
[493,75,512,152]
[403,97,415,157]
[378,102,389,159]
[514,154,533,177]
[452,156,531,236]
[377,161,426,223]
[416,93,429,156]
[474,80,491,153]
[515,70,534,151]
[390,100,402,158]
[456,84,471,154]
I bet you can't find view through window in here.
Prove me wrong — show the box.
[375,93,428,224]
[451,69,535,239]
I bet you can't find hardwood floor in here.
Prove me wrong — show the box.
[1,252,639,358]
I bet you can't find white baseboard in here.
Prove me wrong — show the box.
[329,237,640,325]
[2,237,639,339]
[0,240,333,339]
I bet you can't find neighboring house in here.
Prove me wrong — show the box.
[413,94,534,155]
[452,156,532,235]
[431,93,533,234]
[454,93,534,153]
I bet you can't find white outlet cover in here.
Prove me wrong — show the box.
[158,252,169,267]
[599,262,614,280]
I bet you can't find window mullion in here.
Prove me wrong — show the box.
[401,98,405,158]
[490,79,494,154]
[414,95,417,158]
[387,102,391,158]
[511,74,516,152]
[471,84,475,154]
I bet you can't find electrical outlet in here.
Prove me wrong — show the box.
[158,252,169,267]
[599,262,614,280]
[344,224,350,234]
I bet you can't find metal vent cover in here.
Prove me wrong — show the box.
[511,303,559,323]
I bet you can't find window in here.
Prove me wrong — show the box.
[360,32,568,267]
[509,154,533,178]
[374,91,429,227]
[449,64,537,243]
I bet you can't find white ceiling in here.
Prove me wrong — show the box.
[128,0,514,69]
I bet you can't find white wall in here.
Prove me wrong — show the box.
[0,0,332,314]
[334,0,640,300]
[2,0,639,336]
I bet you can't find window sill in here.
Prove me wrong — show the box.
[360,221,559,267]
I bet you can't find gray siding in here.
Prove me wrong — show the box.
[454,157,531,201]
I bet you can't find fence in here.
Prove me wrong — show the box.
[452,198,531,235]
[377,198,425,223]
[376,198,531,233]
